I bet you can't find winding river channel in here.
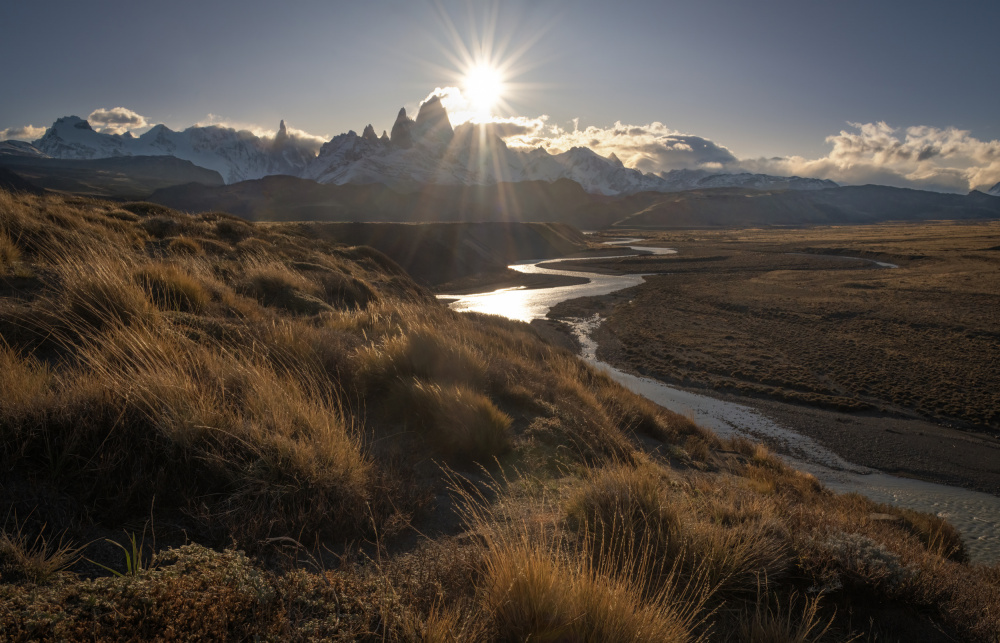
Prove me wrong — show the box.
[440,241,1000,564]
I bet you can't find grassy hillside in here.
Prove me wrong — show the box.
[149,175,1000,231]
[149,175,615,228]
[0,156,225,200]
[293,221,589,286]
[0,190,997,641]
[610,186,1000,228]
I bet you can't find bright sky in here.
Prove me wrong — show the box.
[2,0,998,191]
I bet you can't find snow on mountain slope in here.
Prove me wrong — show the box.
[988,181,1000,197]
[0,140,47,158]
[303,100,838,195]
[34,117,314,183]
[31,103,838,194]
[35,116,127,159]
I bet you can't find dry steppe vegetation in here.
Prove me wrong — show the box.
[571,223,1000,433]
[0,191,998,641]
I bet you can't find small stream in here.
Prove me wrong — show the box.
[439,242,1000,564]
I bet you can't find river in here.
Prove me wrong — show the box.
[439,241,1000,564]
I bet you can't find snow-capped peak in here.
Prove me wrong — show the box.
[988,181,1000,197]
[27,103,840,195]
[35,116,126,159]
[33,117,318,183]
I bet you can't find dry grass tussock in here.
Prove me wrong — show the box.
[0,190,997,641]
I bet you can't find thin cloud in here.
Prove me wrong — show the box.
[0,125,46,141]
[526,120,739,173]
[195,113,327,152]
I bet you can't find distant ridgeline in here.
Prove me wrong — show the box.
[1,104,998,227]
[0,104,837,195]
[296,221,589,286]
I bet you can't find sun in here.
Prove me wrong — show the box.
[463,64,505,119]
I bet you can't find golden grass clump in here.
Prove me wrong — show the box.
[393,378,512,462]
[241,262,332,315]
[166,236,203,255]
[0,232,21,270]
[70,325,375,539]
[0,518,83,584]
[480,538,700,642]
[63,262,156,331]
[0,344,52,412]
[737,590,834,643]
[452,473,709,643]
[135,263,210,313]
[353,325,489,391]
[566,463,683,566]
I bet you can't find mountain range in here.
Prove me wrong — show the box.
[144,173,1000,229]
[4,97,838,196]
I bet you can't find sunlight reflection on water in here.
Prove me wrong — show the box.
[441,242,1000,564]
[439,244,675,322]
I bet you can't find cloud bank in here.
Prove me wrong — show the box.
[508,116,1000,193]
[0,125,46,142]
[421,87,1000,192]
[740,122,1000,193]
[196,113,327,155]
[531,121,739,173]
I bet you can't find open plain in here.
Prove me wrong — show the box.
[549,221,1000,492]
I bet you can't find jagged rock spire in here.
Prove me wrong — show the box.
[274,119,289,145]
[362,124,379,142]
[415,96,453,146]
[390,107,413,149]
